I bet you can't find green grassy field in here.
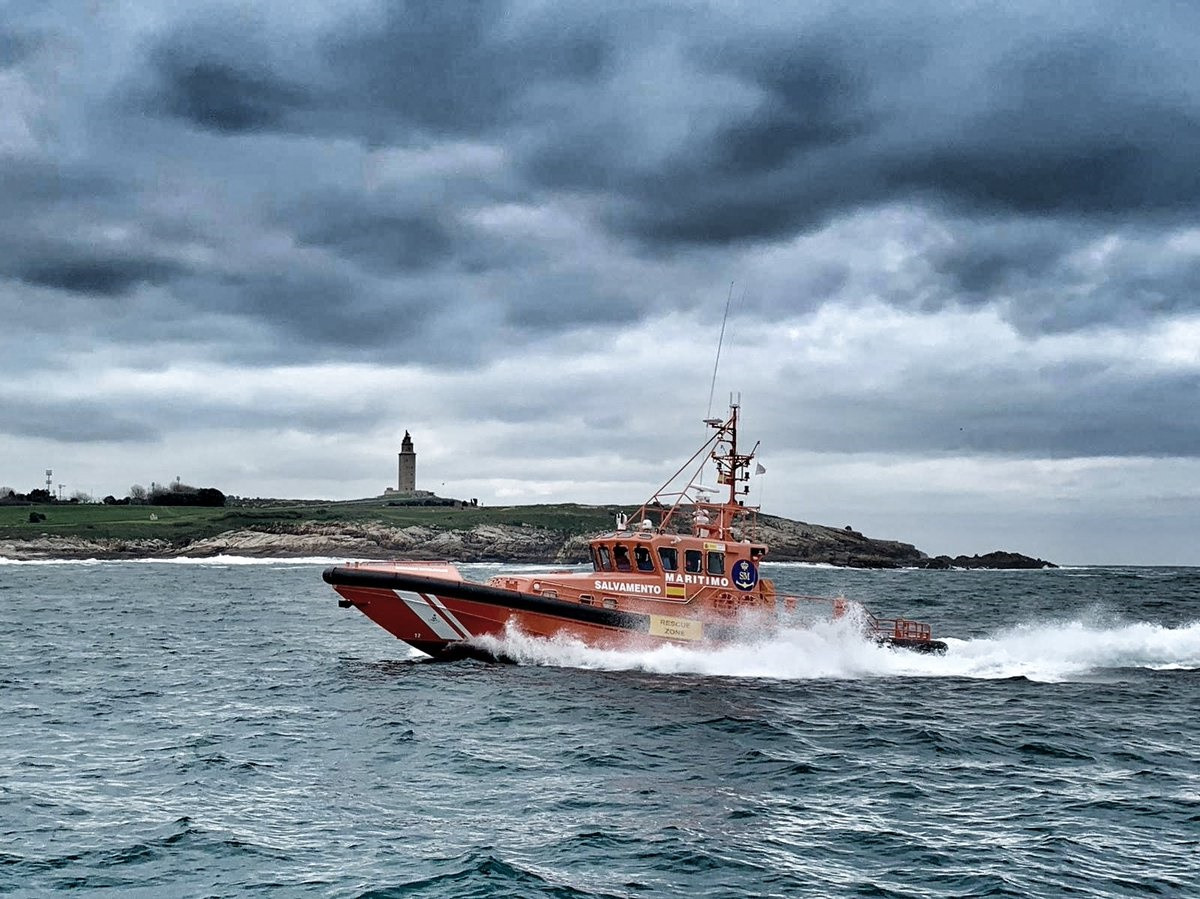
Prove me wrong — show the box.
[0,500,624,543]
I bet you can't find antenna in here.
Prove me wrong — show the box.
[706,282,734,420]
[45,469,53,493]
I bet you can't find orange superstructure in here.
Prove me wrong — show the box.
[323,403,946,658]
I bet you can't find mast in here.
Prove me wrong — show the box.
[632,399,759,541]
[691,399,758,540]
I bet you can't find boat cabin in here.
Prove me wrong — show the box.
[589,532,766,579]
[488,403,778,613]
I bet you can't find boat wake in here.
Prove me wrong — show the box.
[470,617,1200,682]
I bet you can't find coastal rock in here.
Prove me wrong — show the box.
[168,522,574,563]
[180,528,376,557]
[0,518,1054,569]
[918,551,1056,569]
[750,516,927,568]
[0,535,174,560]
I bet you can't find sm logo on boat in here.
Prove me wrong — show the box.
[731,560,758,592]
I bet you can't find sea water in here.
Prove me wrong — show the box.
[1,559,1197,897]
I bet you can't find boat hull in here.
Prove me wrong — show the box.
[323,564,945,658]
[324,565,682,658]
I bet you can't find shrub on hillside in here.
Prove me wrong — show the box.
[149,487,226,507]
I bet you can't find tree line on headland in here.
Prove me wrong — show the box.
[1,481,225,507]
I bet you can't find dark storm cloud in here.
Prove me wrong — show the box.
[278,190,458,273]
[7,0,1197,371]
[164,263,490,369]
[927,223,1072,300]
[919,217,1200,333]
[704,32,878,175]
[149,55,312,134]
[135,23,316,134]
[546,22,900,243]
[15,255,180,295]
[501,275,643,332]
[320,1,616,138]
[603,16,1200,246]
[131,2,618,141]
[0,399,159,444]
[0,27,36,68]
[762,359,1200,460]
[0,160,185,295]
[175,267,395,349]
[869,23,1198,219]
[0,158,121,209]
[123,2,1200,238]
[0,386,399,448]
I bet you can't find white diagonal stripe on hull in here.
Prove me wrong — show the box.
[395,590,461,642]
[424,593,470,639]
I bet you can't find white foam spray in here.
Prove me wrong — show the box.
[470,616,1200,682]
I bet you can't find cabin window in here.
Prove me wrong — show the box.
[613,544,632,571]
[634,545,655,572]
[658,547,678,571]
[707,550,725,575]
[596,546,612,571]
[579,594,594,605]
[603,597,618,609]
[684,549,702,573]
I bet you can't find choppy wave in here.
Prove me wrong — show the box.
[473,617,1200,683]
[750,561,844,569]
[3,561,1198,897]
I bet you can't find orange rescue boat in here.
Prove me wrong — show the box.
[323,403,947,659]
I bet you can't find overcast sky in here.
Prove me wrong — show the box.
[2,1,1198,565]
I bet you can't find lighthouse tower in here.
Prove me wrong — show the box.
[398,431,417,493]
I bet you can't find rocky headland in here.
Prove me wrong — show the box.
[0,514,1054,568]
[915,550,1058,570]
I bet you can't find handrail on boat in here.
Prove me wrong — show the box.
[865,615,933,642]
[778,593,934,643]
